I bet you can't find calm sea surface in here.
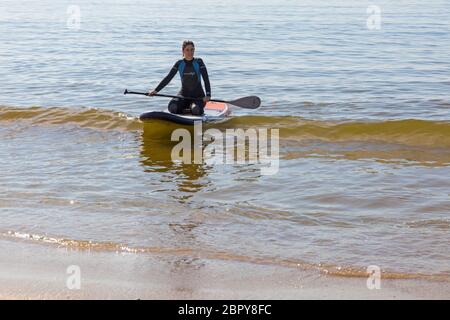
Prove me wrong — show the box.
[1,0,449,278]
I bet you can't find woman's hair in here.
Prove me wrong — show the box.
[182,40,195,50]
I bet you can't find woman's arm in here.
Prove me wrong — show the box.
[151,61,180,93]
[198,58,211,98]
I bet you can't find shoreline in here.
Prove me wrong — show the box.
[1,238,448,300]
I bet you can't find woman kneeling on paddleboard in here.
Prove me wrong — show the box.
[148,40,211,116]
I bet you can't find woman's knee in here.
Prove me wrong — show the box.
[191,101,204,116]
[168,99,182,114]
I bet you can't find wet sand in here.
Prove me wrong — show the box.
[0,238,448,300]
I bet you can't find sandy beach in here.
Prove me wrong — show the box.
[0,238,448,300]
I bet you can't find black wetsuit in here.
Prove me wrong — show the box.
[154,58,211,115]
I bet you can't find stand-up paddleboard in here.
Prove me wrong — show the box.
[140,101,231,125]
[124,89,260,139]
[139,101,231,140]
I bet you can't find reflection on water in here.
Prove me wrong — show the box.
[139,130,210,202]
[139,128,209,284]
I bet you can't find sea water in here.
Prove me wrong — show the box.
[0,0,449,279]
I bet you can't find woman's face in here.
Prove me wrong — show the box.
[183,45,195,60]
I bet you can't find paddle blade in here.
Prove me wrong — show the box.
[228,96,261,109]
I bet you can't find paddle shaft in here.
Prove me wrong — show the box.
[124,90,223,102]
[124,89,260,108]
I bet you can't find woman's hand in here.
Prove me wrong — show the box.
[203,96,210,103]
[148,89,158,96]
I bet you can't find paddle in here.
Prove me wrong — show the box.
[123,89,261,109]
